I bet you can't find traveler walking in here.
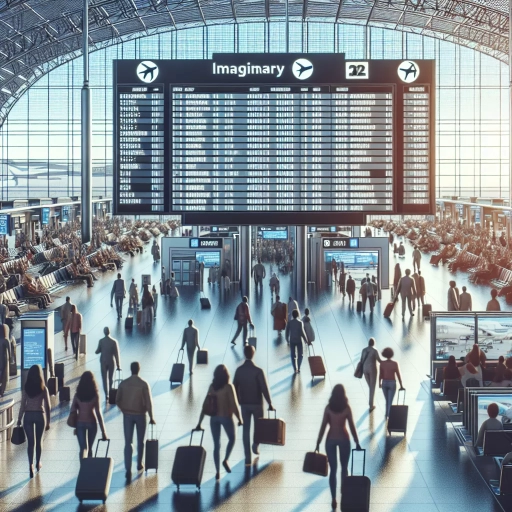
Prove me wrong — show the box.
[302,308,315,344]
[0,324,10,397]
[196,365,242,480]
[271,295,287,335]
[371,275,379,302]
[287,296,300,321]
[17,365,51,478]
[346,275,355,304]
[233,345,274,465]
[359,338,382,411]
[316,384,361,510]
[252,259,266,287]
[269,273,280,297]
[65,304,82,360]
[141,285,154,326]
[331,259,338,283]
[70,371,107,460]
[339,266,347,296]
[151,285,158,317]
[151,241,160,263]
[116,362,156,480]
[128,279,138,310]
[111,273,126,319]
[379,348,405,419]
[95,327,121,401]
[447,281,460,311]
[60,296,73,350]
[360,278,374,314]
[412,271,425,307]
[230,296,253,345]
[393,263,402,298]
[181,319,200,374]
[285,309,308,373]
[412,246,421,272]
[486,288,501,311]
[396,269,417,320]
[459,286,472,311]
[169,272,179,298]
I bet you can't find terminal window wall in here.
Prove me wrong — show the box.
[0,23,509,200]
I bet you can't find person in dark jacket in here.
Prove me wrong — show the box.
[346,275,356,304]
[0,324,10,397]
[230,296,253,345]
[285,310,308,373]
[233,345,274,465]
[110,273,126,319]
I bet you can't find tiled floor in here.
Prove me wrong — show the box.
[1,237,508,511]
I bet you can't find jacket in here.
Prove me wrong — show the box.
[233,360,272,406]
[234,302,252,324]
[360,346,382,373]
[66,312,82,334]
[459,292,472,311]
[302,315,315,343]
[447,287,459,311]
[285,318,307,344]
[116,374,154,418]
[346,278,356,294]
[71,395,106,434]
[111,278,126,298]
[205,383,241,419]
[181,325,199,352]
[397,276,416,298]
[95,335,120,367]
[60,301,73,323]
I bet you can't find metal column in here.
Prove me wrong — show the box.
[285,0,289,53]
[240,225,251,297]
[295,226,307,299]
[510,0,512,205]
[81,0,92,244]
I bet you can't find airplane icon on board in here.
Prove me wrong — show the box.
[295,62,313,77]
[138,63,157,81]
[399,62,417,80]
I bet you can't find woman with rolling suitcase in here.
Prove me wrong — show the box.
[17,365,51,478]
[70,371,108,460]
[196,365,242,480]
[379,347,405,419]
[316,384,361,510]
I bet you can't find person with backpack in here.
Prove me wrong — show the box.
[230,296,253,345]
[196,365,242,480]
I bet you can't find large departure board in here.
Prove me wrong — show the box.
[113,54,435,224]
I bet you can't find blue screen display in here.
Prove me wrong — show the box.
[0,214,9,236]
[261,230,288,240]
[22,328,46,370]
[42,208,50,225]
[196,251,220,268]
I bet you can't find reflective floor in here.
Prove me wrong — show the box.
[2,240,508,511]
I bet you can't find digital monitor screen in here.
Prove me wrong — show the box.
[196,251,220,268]
[324,250,378,283]
[41,208,50,225]
[113,54,435,223]
[260,230,288,240]
[0,214,9,236]
[22,328,46,370]
[433,316,475,360]
[476,316,512,360]
[476,394,512,440]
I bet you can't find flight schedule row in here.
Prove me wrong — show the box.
[171,85,394,212]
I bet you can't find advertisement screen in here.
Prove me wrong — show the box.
[42,208,50,225]
[196,251,220,268]
[22,328,46,370]
[434,316,475,360]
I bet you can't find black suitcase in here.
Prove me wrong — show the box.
[196,349,208,364]
[388,388,408,435]
[59,386,71,402]
[125,315,133,330]
[9,361,17,377]
[47,376,58,396]
[172,429,206,491]
[54,362,65,379]
[169,349,185,385]
[356,300,362,313]
[108,369,122,405]
[341,449,371,512]
[145,424,158,473]
[200,293,211,310]
[75,440,113,503]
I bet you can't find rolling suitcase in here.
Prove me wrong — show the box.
[137,310,142,324]
[47,376,58,396]
[383,301,395,318]
[75,439,113,503]
[145,424,158,473]
[388,388,408,435]
[108,369,122,405]
[422,304,432,319]
[356,300,362,313]
[79,334,87,356]
[169,349,185,385]
[254,409,286,446]
[125,315,133,329]
[172,429,206,490]
[200,292,211,310]
[248,325,257,348]
[196,348,208,364]
[54,362,65,379]
[303,449,328,477]
[308,344,326,380]
[341,449,371,512]
[9,344,17,377]
[59,386,71,402]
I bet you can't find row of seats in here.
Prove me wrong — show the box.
[491,266,512,289]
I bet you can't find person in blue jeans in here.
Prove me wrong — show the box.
[197,365,243,480]
[70,371,107,459]
[379,347,405,419]
[316,384,361,510]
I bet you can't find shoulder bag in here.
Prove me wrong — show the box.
[202,392,218,417]
[354,349,369,379]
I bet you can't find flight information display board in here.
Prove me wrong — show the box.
[114,54,435,223]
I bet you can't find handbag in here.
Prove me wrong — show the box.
[67,410,78,428]
[303,450,328,477]
[354,349,369,379]
[202,392,218,417]
[11,426,25,445]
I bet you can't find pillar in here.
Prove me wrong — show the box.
[240,225,251,297]
[294,226,307,299]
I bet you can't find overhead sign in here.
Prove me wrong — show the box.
[211,226,239,234]
[257,226,288,240]
[190,238,223,249]
[322,238,359,249]
[42,208,50,225]
[62,207,69,222]
[309,226,338,233]
[0,214,10,236]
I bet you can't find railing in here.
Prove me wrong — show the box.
[0,398,15,442]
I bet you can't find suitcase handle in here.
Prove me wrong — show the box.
[114,368,123,386]
[267,409,277,419]
[308,343,315,356]
[250,324,256,337]
[95,438,110,458]
[397,388,406,405]
[177,349,184,364]
[148,423,157,441]
[190,428,205,446]
[350,448,366,476]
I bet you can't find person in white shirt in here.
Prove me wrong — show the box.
[287,297,299,321]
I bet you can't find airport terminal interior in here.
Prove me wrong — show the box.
[3,0,512,511]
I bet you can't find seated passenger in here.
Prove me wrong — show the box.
[465,343,486,368]
[459,362,483,387]
[476,403,503,447]
[444,355,461,380]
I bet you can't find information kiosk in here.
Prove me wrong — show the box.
[20,311,55,388]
